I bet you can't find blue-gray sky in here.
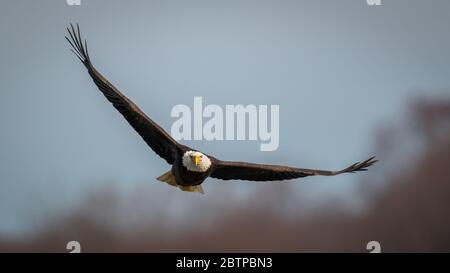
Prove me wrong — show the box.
[1,0,449,234]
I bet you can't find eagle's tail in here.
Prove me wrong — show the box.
[156,171,205,194]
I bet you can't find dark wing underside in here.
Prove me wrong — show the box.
[66,24,180,164]
[210,157,377,181]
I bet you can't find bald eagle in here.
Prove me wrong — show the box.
[66,24,377,194]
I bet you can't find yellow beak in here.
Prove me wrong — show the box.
[193,155,202,165]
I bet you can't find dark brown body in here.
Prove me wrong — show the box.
[171,147,214,186]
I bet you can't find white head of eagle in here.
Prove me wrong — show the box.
[182,151,211,172]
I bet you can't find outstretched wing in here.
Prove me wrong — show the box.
[210,156,377,181]
[66,24,180,164]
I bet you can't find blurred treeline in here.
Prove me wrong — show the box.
[1,98,449,252]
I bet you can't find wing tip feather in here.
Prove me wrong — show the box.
[338,156,378,175]
[66,23,91,67]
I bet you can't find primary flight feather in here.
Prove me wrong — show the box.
[66,24,377,194]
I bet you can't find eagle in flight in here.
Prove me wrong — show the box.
[66,24,377,194]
